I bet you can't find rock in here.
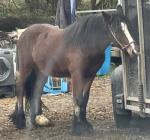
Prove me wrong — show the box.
[0,127,3,131]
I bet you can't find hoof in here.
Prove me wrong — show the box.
[72,120,94,135]
[35,115,50,126]
[17,113,26,129]
[10,112,26,129]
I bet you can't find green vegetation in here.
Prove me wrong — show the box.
[0,0,117,29]
[0,0,56,23]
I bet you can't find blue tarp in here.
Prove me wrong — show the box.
[97,45,112,75]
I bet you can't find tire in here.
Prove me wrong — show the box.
[110,63,117,73]
[113,112,131,128]
[111,65,132,128]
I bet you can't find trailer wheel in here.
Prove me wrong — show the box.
[111,65,132,128]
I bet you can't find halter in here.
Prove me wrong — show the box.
[109,26,135,50]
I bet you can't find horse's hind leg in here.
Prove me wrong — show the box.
[29,71,48,128]
[12,70,31,129]
[71,72,95,135]
[15,77,25,128]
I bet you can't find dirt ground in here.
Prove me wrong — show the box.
[0,76,149,140]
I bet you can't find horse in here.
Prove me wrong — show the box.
[11,5,138,135]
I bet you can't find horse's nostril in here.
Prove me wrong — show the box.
[132,48,139,55]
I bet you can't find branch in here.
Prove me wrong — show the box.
[11,0,19,9]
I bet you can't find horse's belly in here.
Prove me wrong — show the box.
[50,69,70,77]
[34,57,70,77]
[43,64,70,77]
[32,44,70,77]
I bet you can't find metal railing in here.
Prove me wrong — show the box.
[76,9,116,14]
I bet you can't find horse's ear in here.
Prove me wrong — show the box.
[102,12,111,25]
[116,5,124,16]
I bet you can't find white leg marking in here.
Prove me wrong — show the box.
[74,106,80,117]
[35,115,50,126]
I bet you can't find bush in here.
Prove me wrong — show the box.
[0,0,117,31]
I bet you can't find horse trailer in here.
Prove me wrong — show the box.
[111,0,150,127]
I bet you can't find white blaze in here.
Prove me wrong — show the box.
[121,22,137,54]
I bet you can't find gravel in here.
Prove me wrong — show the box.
[0,76,148,140]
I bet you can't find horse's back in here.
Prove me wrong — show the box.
[16,24,68,76]
[18,24,61,42]
[17,23,63,55]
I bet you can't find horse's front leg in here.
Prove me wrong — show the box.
[71,73,95,135]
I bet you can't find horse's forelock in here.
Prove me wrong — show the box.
[107,12,130,34]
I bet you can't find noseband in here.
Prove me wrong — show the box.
[109,26,135,50]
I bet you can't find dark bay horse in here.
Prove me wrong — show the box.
[12,5,137,134]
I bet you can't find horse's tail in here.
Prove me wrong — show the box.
[25,69,36,101]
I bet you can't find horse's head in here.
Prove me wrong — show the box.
[102,5,138,56]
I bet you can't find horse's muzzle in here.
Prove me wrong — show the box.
[126,42,139,56]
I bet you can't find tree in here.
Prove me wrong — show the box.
[25,0,58,14]
[91,0,117,10]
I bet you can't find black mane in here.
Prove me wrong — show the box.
[63,12,129,49]
[63,14,108,48]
